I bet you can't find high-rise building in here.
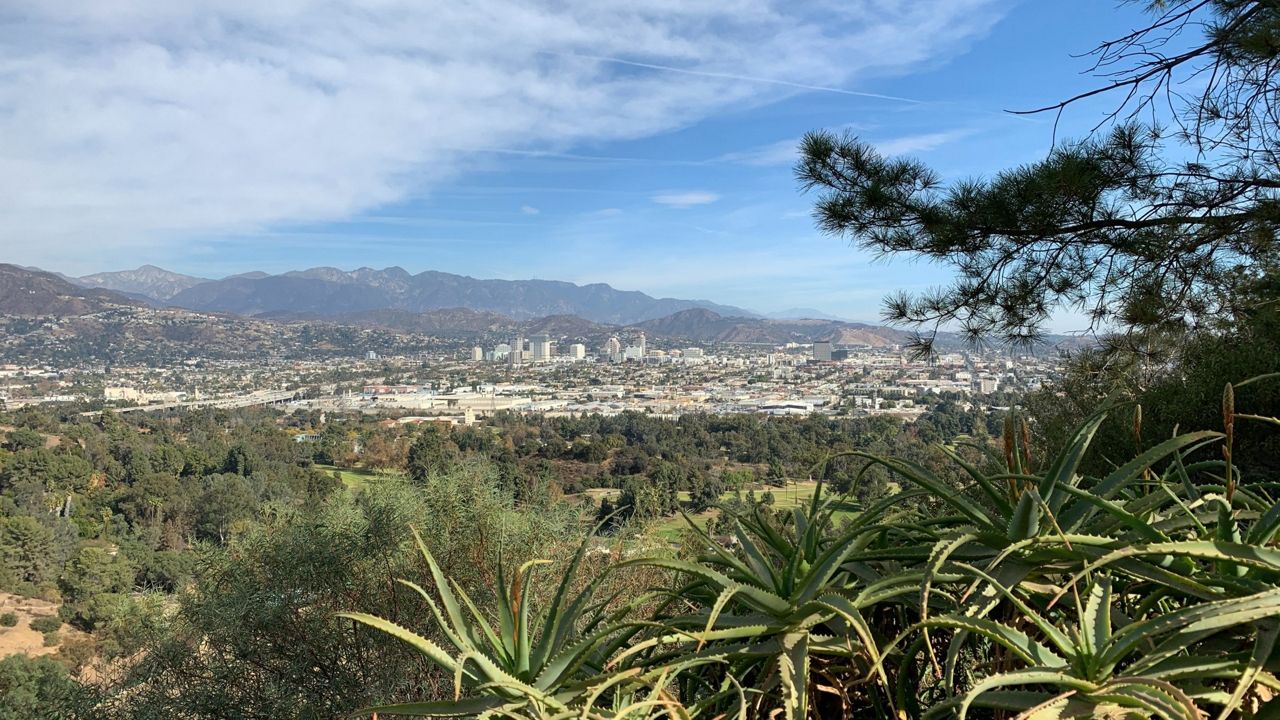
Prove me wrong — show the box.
[812,341,832,362]
[637,331,647,357]
[530,334,552,362]
[510,336,524,366]
[569,343,586,360]
[603,336,622,361]
[471,346,484,362]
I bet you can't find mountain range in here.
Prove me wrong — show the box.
[0,264,143,316]
[0,264,1086,360]
[62,265,759,325]
[75,265,209,302]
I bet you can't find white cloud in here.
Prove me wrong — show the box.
[520,205,540,215]
[0,0,1006,269]
[717,138,802,166]
[652,191,720,208]
[874,129,974,156]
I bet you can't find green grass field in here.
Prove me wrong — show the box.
[651,480,825,541]
[315,464,397,490]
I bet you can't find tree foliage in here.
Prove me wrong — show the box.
[797,0,1280,352]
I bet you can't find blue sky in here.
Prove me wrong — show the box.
[1,1,1155,328]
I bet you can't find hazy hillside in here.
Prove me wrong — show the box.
[166,266,758,324]
[632,308,913,346]
[0,264,142,317]
[262,307,517,335]
[77,265,211,301]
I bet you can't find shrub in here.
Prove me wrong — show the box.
[0,655,94,720]
[54,634,96,674]
[28,616,61,634]
[0,612,16,627]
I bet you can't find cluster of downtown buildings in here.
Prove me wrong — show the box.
[476,332,707,366]
[296,340,1060,424]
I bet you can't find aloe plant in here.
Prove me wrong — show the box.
[913,568,1280,719]
[615,487,926,719]
[339,526,652,717]
[346,382,1280,719]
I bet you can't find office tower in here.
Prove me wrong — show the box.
[603,336,621,360]
[530,334,552,362]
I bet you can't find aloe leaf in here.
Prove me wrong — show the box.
[337,611,460,672]
[1008,489,1043,541]
[1217,620,1279,720]
[958,669,1097,720]
[1060,431,1223,529]
[921,615,1067,668]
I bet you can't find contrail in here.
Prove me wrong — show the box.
[553,52,924,104]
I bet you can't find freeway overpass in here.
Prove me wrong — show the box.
[86,389,301,416]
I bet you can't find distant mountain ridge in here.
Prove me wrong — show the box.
[632,308,913,347]
[0,264,143,316]
[159,266,758,325]
[75,265,210,302]
[764,307,857,322]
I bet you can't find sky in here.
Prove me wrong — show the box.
[0,1,1158,328]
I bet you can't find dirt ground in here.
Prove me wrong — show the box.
[0,592,74,659]
[0,425,61,449]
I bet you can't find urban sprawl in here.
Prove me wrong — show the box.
[1,331,1061,424]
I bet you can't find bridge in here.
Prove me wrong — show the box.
[84,389,300,416]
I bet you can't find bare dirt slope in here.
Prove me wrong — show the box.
[0,592,72,658]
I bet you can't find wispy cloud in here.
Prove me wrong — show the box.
[558,53,924,103]
[652,191,720,208]
[874,129,975,156]
[0,0,1007,270]
[720,127,975,171]
[520,205,540,215]
[716,138,802,167]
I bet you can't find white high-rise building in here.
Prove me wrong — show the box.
[530,334,552,362]
[471,346,484,362]
[569,343,586,360]
[511,336,524,366]
[603,336,622,361]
